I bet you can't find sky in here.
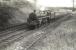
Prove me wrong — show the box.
[27,0,76,7]
[37,0,74,7]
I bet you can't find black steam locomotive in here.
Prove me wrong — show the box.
[26,10,68,29]
[27,11,51,29]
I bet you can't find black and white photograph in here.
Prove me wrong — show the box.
[0,0,76,50]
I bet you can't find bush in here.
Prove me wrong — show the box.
[0,6,16,28]
[0,0,34,30]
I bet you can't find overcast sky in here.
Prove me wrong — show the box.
[27,0,76,7]
[37,0,74,7]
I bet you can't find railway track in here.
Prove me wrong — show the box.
[25,14,72,50]
[0,19,52,49]
[0,23,29,49]
[0,23,27,32]
[0,13,71,50]
[0,23,28,37]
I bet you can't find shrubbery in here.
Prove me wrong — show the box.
[0,6,16,29]
[0,0,34,29]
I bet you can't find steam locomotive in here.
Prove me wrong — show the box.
[26,11,51,29]
[26,10,68,29]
